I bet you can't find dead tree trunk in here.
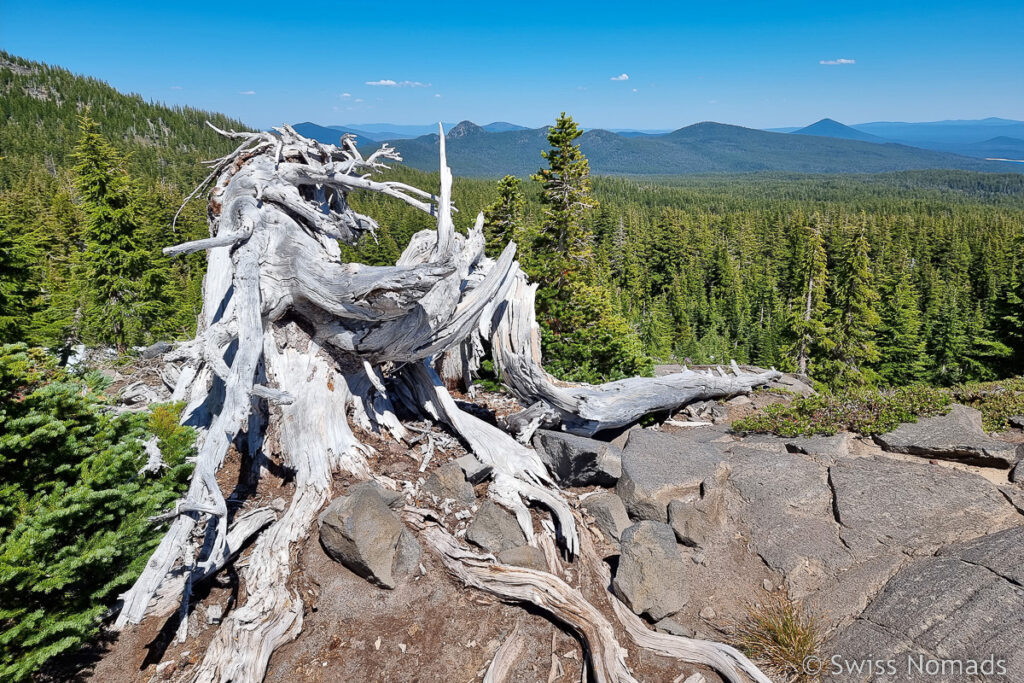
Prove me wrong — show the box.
[113,123,778,682]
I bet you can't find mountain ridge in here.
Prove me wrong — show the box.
[290,119,1024,178]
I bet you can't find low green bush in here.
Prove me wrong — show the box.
[733,385,952,436]
[0,344,193,681]
[734,377,1024,436]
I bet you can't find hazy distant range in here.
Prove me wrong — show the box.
[291,118,1024,178]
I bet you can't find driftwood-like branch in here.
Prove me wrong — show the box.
[412,516,636,683]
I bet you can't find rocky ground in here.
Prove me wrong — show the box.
[87,364,1024,683]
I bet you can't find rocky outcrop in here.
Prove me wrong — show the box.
[784,432,851,457]
[319,485,421,589]
[466,500,527,554]
[874,404,1022,468]
[612,521,690,621]
[531,430,621,486]
[828,527,1024,682]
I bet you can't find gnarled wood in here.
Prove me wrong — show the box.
[114,122,779,682]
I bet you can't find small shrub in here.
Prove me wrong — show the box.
[733,385,952,436]
[734,593,825,682]
[952,377,1024,431]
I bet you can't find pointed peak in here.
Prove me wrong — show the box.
[446,120,484,138]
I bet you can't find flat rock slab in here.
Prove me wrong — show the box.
[617,429,729,522]
[830,456,1021,557]
[874,404,1022,468]
[532,429,621,487]
[496,545,547,571]
[785,432,852,457]
[828,527,1024,682]
[612,521,689,621]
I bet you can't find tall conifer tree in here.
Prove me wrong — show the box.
[530,113,650,381]
[786,223,831,376]
[827,227,881,387]
[482,175,525,258]
[73,114,153,350]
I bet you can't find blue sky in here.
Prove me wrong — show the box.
[2,1,1022,130]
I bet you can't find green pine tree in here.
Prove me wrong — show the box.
[530,114,651,381]
[785,224,832,376]
[73,114,151,350]
[0,344,194,681]
[876,263,929,385]
[482,175,525,258]
[826,227,881,387]
[0,212,38,343]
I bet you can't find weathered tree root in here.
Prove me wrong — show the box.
[411,510,771,683]
[111,123,778,682]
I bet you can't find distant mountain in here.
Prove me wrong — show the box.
[609,128,673,137]
[955,136,1024,161]
[848,118,1024,157]
[793,118,885,143]
[364,120,1022,178]
[330,122,458,138]
[292,122,379,144]
[482,121,528,132]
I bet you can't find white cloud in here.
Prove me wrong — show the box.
[238,90,256,95]
[169,85,183,90]
[632,88,638,92]
[819,58,856,65]
[365,79,431,87]
[434,93,442,98]
[355,98,364,103]
[610,73,630,81]
[341,92,352,98]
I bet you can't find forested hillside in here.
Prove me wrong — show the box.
[347,162,1024,386]
[0,51,246,351]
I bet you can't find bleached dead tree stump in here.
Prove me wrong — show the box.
[113,123,778,682]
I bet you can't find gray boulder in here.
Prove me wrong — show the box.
[874,404,1022,468]
[581,492,631,544]
[141,340,173,359]
[612,521,689,621]
[828,527,1024,681]
[654,617,694,637]
[422,461,476,506]
[1011,460,1023,484]
[466,500,527,554]
[319,486,421,589]
[496,545,548,571]
[617,429,728,522]
[667,462,728,547]
[455,454,492,484]
[347,480,404,510]
[532,430,621,486]
[1009,415,1024,429]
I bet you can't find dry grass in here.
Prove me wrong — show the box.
[733,593,826,682]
